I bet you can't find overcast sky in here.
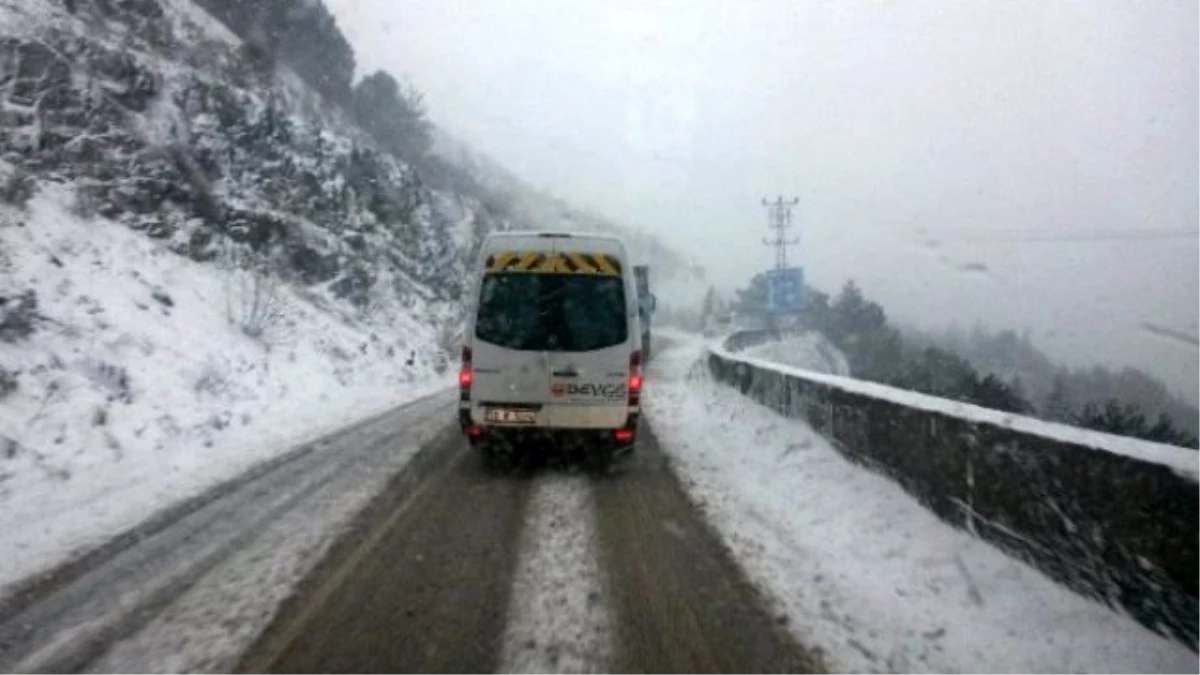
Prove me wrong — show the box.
[326,0,1198,401]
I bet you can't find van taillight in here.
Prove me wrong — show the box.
[629,350,643,405]
[459,347,473,393]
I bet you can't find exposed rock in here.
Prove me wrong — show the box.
[0,0,482,317]
[150,288,173,307]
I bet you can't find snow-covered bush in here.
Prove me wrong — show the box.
[0,366,17,400]
[0,290,38,342]
[69,180,100,220]
[1,165,34,209]
[223,245,287,343]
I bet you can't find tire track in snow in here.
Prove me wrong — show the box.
[500,473,613,674]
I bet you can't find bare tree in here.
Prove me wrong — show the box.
[223,241,287,343]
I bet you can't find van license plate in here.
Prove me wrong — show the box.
[485,409,537,424]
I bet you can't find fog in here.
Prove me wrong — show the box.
[327,0,1198,402]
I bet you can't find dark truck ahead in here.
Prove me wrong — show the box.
[633,265,656,359]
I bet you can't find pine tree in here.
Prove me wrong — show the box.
[352,71,432,161]
[1146,413,1199,448]
[733,273,769,320]
[1043,372,1072,421]
[969,374,1031,414]
[1078,399,1146,436]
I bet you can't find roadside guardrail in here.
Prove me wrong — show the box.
[709,329,1198,648]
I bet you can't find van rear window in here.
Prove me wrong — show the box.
[475,273,628,352]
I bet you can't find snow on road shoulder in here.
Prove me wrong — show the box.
[643,341,1196,673]
[501,475,613,674]
[89,395,456,673]
[0,187,452,597]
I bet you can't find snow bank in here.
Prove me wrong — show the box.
[0,187,451,595]
[645,339,1196,673]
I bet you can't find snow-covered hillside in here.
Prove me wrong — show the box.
[0,0,492,596]
[0,181,450,592]
[1,0,492,311]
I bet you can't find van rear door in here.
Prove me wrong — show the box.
[472,271,550,424]
[543,251,632,429]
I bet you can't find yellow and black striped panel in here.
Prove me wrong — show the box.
[484,250,622,277]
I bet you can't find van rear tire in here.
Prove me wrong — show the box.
[587,440,633,475]
[584,449,613,475]
[478,443,511,474]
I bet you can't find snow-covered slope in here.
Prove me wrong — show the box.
[0,0,477,595]
[1,0,493,309]
[0,183,450,592]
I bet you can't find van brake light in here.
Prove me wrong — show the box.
[459,347,473,393]
[629,350,643,405]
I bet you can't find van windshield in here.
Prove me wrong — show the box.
[476,273,628,352]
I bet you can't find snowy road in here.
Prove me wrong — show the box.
[0,340,814,674]
[240,415,815,673]
[0,335,1188,673]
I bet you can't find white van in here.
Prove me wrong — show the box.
[458,231,644,469]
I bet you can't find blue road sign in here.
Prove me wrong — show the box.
[766,267,805,312]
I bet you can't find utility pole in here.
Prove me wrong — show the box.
[761,196,799,270]
[761,196,800,331]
